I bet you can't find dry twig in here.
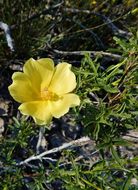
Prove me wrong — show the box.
[17,136,91,166]
[63,8,132,39]
[36,127,46,154]
[0,21,14,51]
[52,49,121,60]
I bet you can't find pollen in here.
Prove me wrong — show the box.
[40,88,58,101]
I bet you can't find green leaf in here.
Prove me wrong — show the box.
[110,145,123,167]
[130,156,138,164]
[92,86,101,91]
[112,139,133,146]
[85,54,98,76]
[103,85,119,93]
[80,177,102,190]
[122,173,133,190]
[113,37,128,51]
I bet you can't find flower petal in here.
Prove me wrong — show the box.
[23,58,54,91]
[49,63,76,95]
[8,72,38,103]
[50,93,80,118]
[33,118,50,125]
[19,101,52,125]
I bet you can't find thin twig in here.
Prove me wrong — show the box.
[36,127,46,154]
[72,18,105,49]
[63,8,132,39]
[0,21,14,51]
[122,131,138,145]
[52,49,121,60]
[17,136,91,166]
[42,157,57,162]
[0,6,131,40]
[88,92,100,105]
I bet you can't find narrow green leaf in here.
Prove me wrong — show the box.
[122,173,133,190]
[110,145,123,167]
[103,85,119,93]
[113,139,133,146]
[80,177,102,190]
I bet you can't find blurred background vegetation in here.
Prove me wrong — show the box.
[0,0,137,60]
[0,0,138,189]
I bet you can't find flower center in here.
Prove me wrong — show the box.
[40,88,58,101]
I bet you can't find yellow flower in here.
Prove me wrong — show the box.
[8,58,80,125]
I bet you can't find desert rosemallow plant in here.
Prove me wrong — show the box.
[8,58,80,125]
